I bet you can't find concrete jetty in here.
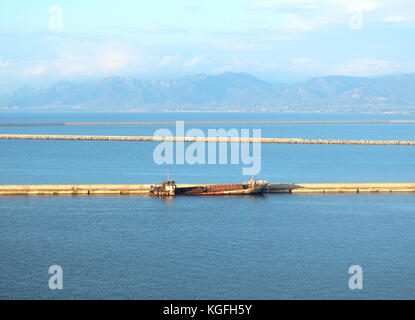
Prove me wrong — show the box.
[1,183,414,196]
[1,134,415,145]
[267,183,415,193]
[0,184,152,196]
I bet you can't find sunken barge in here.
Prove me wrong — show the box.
[149,178,269,197]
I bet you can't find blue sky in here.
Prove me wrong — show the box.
[0,0,414,90]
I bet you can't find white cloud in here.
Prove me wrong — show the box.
[249,1,345,31]
[249,0,322,11]
[99,50,132,71]
[212,39,256,51]
[384,15,414,22]
[292,57,311,64]
[49,41,148,76]
[263,14,335,31]
[13,40,150,79]
[347,1,379,13]
[0,61,9,68]
[328,59,394,76]
[52,61,89,76]
[248,0,413,31]
[249,0,380,12]
[27,65,47,76]
[183,56,204,68]
[157,55,177,67]
[213,65,233,74]
[143,25,187,34]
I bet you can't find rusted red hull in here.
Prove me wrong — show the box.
[175,183,266,195]
[150,179,269,196]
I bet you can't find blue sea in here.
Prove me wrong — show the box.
[0,112,414,299]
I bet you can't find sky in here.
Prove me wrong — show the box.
[0,0,414,91]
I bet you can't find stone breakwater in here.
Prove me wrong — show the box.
[1,134,415,145]
[1,120,415,126]
[0,184,152,195]
[267,183,415,193]
[1,183,415,195]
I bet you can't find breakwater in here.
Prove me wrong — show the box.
[1,120,415,126]
[1,134,415,145]
[0,184,151,195]
[1,183,414,196]
[267,183,415,193]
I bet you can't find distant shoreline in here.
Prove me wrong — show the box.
[1,108,415,115]
[1,120,415,127]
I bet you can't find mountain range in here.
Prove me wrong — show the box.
[2,72,415,112]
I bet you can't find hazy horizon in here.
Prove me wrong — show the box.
[1,0,415,91]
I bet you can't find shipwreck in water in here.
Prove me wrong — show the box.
[149,177,269,197]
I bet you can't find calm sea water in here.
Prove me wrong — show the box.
[0,112,415,299]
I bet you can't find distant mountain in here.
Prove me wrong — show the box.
[2,72,415,112]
